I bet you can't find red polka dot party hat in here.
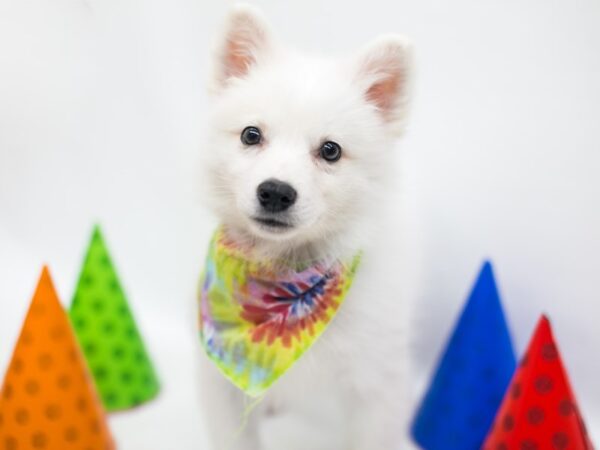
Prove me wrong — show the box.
[483,315,594,450]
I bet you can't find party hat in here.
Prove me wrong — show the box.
[411,261,517,449]
[482,315,594,449]
[0,267,115,450]
[69,225,160,411]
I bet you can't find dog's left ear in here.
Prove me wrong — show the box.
[210,4,273,93]
[353,35,413,135]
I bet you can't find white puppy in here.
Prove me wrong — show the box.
[199,4,413,450]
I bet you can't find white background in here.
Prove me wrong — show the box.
[1,0,599,448]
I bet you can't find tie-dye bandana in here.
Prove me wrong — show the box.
[198,227,361,397]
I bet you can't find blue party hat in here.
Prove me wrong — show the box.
[411,261,516,449]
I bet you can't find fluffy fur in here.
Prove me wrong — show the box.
[199,4,413,449]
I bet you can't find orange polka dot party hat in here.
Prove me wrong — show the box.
[483,315,594,450]
[0,267,115,450]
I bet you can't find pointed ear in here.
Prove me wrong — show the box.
[210,4,273,92]
[353,35,413,134]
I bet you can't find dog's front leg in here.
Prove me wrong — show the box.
[199,356,260,450]
[349,382,417,450]
[350,400,402,450]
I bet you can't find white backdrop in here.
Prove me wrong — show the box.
[1,0,599,448]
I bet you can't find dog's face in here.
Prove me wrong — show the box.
[203,5,411,251]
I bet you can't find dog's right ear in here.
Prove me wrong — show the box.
[210,4,273,93]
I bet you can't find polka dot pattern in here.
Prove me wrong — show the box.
[0,267,115,450]
[68,226,160,412]
[483,316,594,449]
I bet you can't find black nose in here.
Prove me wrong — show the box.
[257,179,297,213]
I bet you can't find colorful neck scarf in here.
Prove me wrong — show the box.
[198,228,361,397]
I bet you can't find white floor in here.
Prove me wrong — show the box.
[107,309,211,449]
[1,226,597,448]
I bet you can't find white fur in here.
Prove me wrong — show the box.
[199,4,413,449]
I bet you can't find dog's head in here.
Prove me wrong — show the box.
[203,5,412,255]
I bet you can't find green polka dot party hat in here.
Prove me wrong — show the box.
[69,225,160,411]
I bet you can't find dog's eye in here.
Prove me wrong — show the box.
[241,126,262,146]
[319,141,342,163]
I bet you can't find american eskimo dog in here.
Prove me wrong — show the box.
[199,4,413,449]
